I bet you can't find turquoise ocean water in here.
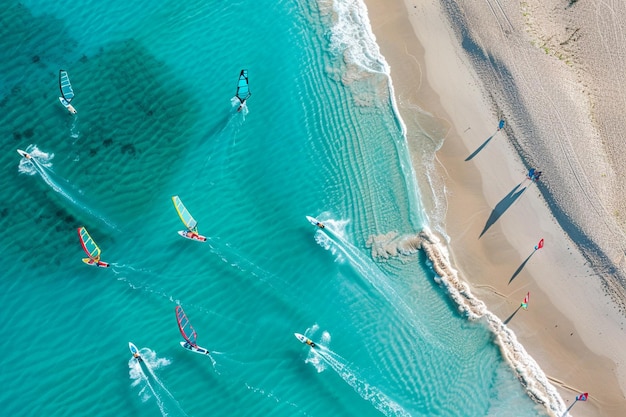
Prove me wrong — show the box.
[0,1,550,416]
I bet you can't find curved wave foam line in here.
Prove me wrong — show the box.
[416,229,566,416]
[322,0,426,228]
[327,0,566,414]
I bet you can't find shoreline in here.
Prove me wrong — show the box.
[362,0,626,416]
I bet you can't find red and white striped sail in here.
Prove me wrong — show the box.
[175,306,198,347]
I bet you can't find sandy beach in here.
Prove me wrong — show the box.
[363,0,626,416]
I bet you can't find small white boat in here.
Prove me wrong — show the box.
[305,216,325,229]
[17,149,31,159]
[129,342,142,361]
[294,332,316,348]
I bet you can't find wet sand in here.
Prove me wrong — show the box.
[363,0,626,416]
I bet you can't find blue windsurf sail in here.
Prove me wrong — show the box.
[235,70,251,104]
[59,70,75,103]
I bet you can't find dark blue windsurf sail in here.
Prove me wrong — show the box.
[59,70,75,103]
[235,70,251,104]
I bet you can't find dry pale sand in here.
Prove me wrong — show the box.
[362,0,626,416]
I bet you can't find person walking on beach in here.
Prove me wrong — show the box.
[526,168,542,182]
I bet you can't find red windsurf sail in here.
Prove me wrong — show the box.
[175,306,198,347]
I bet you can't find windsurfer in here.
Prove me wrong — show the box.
[60,98,77,114]
[185,230,200,240]
[235,70,251,112]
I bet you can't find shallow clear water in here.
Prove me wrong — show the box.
[0,1,547,416]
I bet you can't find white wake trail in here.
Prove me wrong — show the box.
[314,347,410,417]
[129,349,189,417]
[315,223,445,350]
[19,148,118,230]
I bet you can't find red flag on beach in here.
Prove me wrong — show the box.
[535,238,544,250]
[521,292,530,310]
[576,393,588,401]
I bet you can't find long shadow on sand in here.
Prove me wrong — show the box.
[479,183,527,238]
[465,133,495,161]
[503,305,522,325]
[508,250,536,285]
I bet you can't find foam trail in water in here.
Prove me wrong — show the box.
[204,236,297,298]
[191,109,246,186]
[230,96,249,117]
[129,359,168,416]
[141,354,177,402]
[310,342,410,417]
[130,348,189,417]
[299,326,328,373]
[70,117,80,142]
[18,145,118,230]
[112,268,183,306]
[322,0,565,414]
[244,383,306,416]
[110,265,249,337]
[312,219,445,350]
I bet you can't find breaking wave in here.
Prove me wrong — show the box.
[367,229,566,416]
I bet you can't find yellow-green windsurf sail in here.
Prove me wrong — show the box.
[78,226,101,261]
[172,196,198,232]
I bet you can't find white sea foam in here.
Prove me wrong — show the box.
[128,348,189,416]
[315,218,447,350]
[369,229,567,416]
[301,325,328,372]
[319,0,386,75]
[129,356,168,415]
[319,0,424,226]
[16,144,119,230]
[322,0,567,414]
[311,215,349,261]
[17,144,53,175]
